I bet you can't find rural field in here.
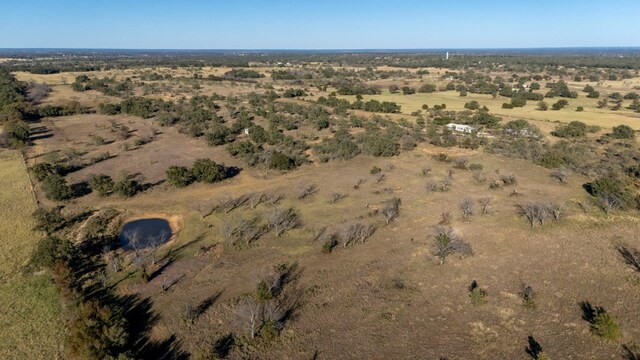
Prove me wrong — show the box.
[0,150,65,359]
[1,47,640,360]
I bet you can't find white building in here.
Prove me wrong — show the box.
[446,123,476,134]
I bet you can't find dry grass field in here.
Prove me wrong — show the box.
[10,62,640,359]
[0,150,65,359]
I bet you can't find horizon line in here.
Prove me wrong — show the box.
[1,46,640,51]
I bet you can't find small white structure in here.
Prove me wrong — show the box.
[244,128,250,135]
[446,123,476,134]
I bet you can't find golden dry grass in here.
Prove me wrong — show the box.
[0,150,65,359]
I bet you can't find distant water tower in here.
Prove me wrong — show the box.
[446,52,449,60]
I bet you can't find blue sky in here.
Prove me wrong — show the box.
[1,0,639,49]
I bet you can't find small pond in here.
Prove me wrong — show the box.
[120,218,172,249]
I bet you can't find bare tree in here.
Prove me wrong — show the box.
[550,168,570,183]
[431,225,473,265]
[459,198,474,219]
[375,173,386,184]
[421,166,432,176]
[381,197,401,224]
[473,171,487,184]
[550,203,563,220]
[311,226,327,242]
[342,223,376,247]
[268,193,286,205]
[268,208,301,237]
[439,212,452,225]
[478,197,492,214]
[440,176,452,191]
[249,193,269,209]
[516,203,537,228]
[501,174,517,186]
[122,228,143,257]
[353,178,364,190]
[426,182,439,193]
[217,194,249,213]
[516,202,554,228]
[233,296,261,339]
[297,184,318,200]
[596,194,619,215]
[224,217,266,246]
[194,201,215,218]
[329,192,346,203]
[454,157,468,169]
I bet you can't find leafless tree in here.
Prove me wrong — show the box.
[440,176,452,191]
[122,228,143,257]
[353,178,364,190]
[148,229,168,266]
[28,82,51,103]
[596,194,619,215]
[311,226,327,242]
[478,197,492,214]
[233,296,261,339]
[550,204,563,220]
[217,194,249,214]
[268,193,286,205]
[516,202,554,228]
[454,157,468,169]
[421,166,432,176]
[431,225,473,265]
[249,193,270,209]
[297,183,318,200]
[381,197,401,224]
[342,223,376,247]
[439,212,452,225]
[550,168,570,183]
[534,204,550,226]
[426,182,439,193]
[224,216,265,246]
[516,203,537,228]
[268,208,301,237]
[473,171,487,184]
[375,173,386,184]
[194,201,215,218]
[459,198,474,219]
[501,174,517,186]
[329,192,346,203]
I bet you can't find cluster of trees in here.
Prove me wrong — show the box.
[316,94,401,113]
[166,158,233,187]
[71,75,135,96]
[223,69,264,79]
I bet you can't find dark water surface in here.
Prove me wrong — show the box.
[120,218,172,249]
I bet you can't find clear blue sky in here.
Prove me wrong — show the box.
[1,0,639,49]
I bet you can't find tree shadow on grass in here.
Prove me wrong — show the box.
[616,244,640,273]
[525,335,543,359]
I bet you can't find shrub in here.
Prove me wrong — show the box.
[591,311,620,341]
[30,236,75,269]
[268,152,296,170]
[89,174,114,197]
[469,281,487,306]
[32,207,65,233]
[113,177,138,197]
[611,125,635,139]
[166,166,195,187]
[191,158,229,183]
[30,162,57,182]
[42,174,72,200]
[370,166,382,174]
[576,106,584,112]
[551,121,587,138]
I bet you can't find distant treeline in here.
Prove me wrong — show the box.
[2,49,640,74]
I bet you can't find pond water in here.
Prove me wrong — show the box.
[119,218,172,249]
